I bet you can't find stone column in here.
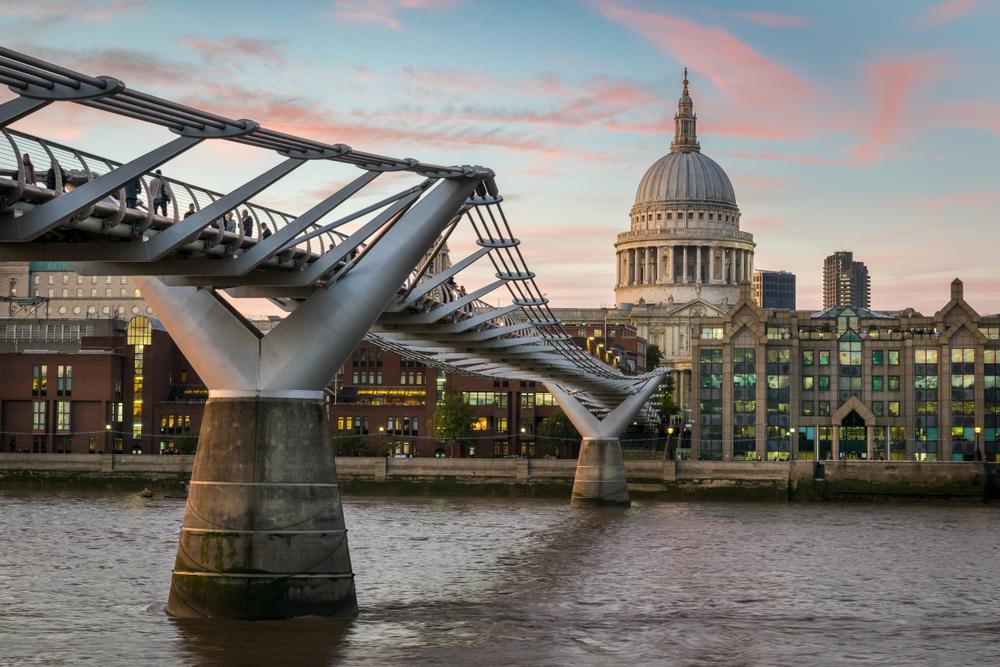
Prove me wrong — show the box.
[695,245,702,284]
[832,426,840,460]
[615,251,621,287]
[682,246,688,284]
[708,245,715,285]
[627,249,635,285]
[648,247,656,284]
[866,426,874,461]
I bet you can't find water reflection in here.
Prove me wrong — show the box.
[173,616,352,666]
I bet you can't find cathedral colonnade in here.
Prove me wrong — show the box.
[616,243,754,288]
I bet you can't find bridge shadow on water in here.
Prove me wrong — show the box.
[170,615,353,666]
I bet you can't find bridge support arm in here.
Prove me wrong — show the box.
[545,375,666,507]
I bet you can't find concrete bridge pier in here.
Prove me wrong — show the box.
[546,376,665,507]
[167,393,355,619]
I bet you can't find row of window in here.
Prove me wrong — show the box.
[37,288,142,298]
[31,365,73,396]
[31,400,72,430]
[160,415,192,434]
[702,346,1000,367]
[634,210,737,223]
[36,274,130,285]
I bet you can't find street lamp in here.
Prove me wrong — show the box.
[666,425,675,461]
[974,425,982,461]
[787,427,796,461]
[105,423,112,455]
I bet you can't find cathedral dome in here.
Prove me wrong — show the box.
[632,68,737,210]
[634,151,736,208]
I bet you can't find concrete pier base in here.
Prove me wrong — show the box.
[166,396,356,619]
[571,438,630,506]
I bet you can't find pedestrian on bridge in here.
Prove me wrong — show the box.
[125,176,144,209]
[184,203,196,219]
[149,169,173,216]
[21,153,35,184]
[45,161,64,193]
[224,212,236,233]
[261,222,272,239]
[241,209,253,237]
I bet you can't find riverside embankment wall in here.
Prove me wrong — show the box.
[0,454,994,501]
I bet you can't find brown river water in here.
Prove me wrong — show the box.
[0,490,997,666]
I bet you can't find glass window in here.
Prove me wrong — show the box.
[801,401,814,416]
[888,376,900,391]
[888,401,901,417]
[818,375,830,391]
[818,401,830,416]
[872,350,884,365]
[766,349,790,364]
[818,351,830,366]
[888,350,899,365]
[802,350,814,366]
[872,401,884,417]
[914,349,939,364]
[872,376,884,392]
[32,400,47,430]
[802,376,814,391]
[700,327,723,340]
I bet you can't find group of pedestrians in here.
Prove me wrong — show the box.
[17,154,274,239]
[21,153,67,192]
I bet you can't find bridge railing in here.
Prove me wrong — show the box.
[0,128,345,261]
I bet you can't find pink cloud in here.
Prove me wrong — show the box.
[0,0,143,22]
[850,53,945,165]
[329,0,462,30]
[179,37,285,65]
[939,100,1000,136]
[913,190,1000,211]
[731,11,811,28]
[591,0,822,141]
[915,0,982,26]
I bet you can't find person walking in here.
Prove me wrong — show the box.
[184,203,196,219]
[21,153,35,184]
[125,176,144,209]
[223,212,236,233]
[241,209,253,237]
[45,161,64,193]
[149,169,173,216]
[261,222,272,239]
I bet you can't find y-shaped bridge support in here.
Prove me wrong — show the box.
[545,376,665,506]
[130,177,479,619]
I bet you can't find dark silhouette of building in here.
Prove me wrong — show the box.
[753,270,796,310]
[823,252,870,309]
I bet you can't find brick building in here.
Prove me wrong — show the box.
[0,317,205,454]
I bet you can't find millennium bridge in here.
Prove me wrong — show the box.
[0,47,667,619]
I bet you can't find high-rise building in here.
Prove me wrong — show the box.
[753,270,796,310]
[823,252,870,309]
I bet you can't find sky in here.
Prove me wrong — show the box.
[2,0,999,315]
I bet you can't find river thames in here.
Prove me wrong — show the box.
[0,490,997,666]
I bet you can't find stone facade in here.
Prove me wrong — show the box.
[688,280,1000,462]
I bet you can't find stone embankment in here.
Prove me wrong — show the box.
[0,453,994,501]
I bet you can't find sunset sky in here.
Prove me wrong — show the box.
[3,0,999,314]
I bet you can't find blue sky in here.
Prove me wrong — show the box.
[3,0,999,313]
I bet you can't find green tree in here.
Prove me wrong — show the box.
[537,407,579,441]
[645,344,663,370]
[431,392,476,453]
[656,376,679,424]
